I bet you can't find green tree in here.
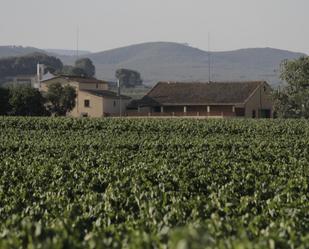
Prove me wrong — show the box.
[45,83,77,116]
[0,87,10,115]
[115,68,143,88]
[274,57,309,118]
[75,58,95,77]
[62,85,77,113]
[0,53,63,80]
[8,85,47,116]
[62,65,86,76]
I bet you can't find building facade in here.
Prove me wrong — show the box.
[40,75,131,117]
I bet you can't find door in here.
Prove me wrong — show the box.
[259,109,271,118]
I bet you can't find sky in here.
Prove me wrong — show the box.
[0,0,308,54]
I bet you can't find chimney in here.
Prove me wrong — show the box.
[36,63,45,89]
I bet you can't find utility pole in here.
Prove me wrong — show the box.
[76,25,79,58]
[117,79,122,117]
[208,32,211,83]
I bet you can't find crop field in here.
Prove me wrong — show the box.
[0,117,308,249]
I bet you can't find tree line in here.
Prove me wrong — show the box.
[0,53,63,82]
[0,83,76,116]
[0,53,96,83]
[61,58,95,77]
[0,52,308,118]
[115,68,143,87]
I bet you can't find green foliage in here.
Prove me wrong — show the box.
[274,57,309,118]
[115,68,143,87]
[75,58,95,77]
[0,87,10,115]
[45,83,77,116]
[0,118,308,249]
[8,85,47,116]
[62,65,87,77]
[61,58,95,77]
[0,53,63,80]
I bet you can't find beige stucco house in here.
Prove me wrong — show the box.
[128,81,273,118]
[40,75,131,117]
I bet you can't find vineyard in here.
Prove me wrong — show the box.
[0,117,308,249]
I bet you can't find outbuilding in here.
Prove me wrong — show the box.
[128,81,273,118]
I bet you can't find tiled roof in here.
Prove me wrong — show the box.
[82,90,131,99]
[135,81,266,107]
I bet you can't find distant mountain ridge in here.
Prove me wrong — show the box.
[44,49,91,57]
[0,46,45,58]
[0,43,306,86]
[83,42,306,86]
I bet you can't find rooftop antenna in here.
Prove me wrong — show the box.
[208,32,211,83]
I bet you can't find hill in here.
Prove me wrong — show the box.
[0,42,306,86]
[44,49,91,57]
[0,46,45,58]
[83,42,306,86]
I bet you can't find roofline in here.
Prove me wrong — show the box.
[161,102,244,106]
[41,76,62,83]
[141,80,268,107]
[144,82,163,97]
[79,90,102,99]
[153,80,267,85]
[147,80,268,96]
[81,90,131,99]
[103,95,131,100]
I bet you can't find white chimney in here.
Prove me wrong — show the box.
[36,63,45,89]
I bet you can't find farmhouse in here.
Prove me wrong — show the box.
[40,75,131,117]
[128,81,273,118]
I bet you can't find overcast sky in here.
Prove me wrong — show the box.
[0,0,308,54]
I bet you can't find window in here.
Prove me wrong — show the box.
[96,83,99,89]
[113,100,117,107]
[84,99,90,108]
[153,107,161,113]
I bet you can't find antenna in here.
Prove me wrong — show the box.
[76,25,79,58]
[208,32,211,83]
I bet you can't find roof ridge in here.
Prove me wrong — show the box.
[157,81,265,84]
[140,80,270,106]
[81,89,131,99]
[145,82,165,97]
